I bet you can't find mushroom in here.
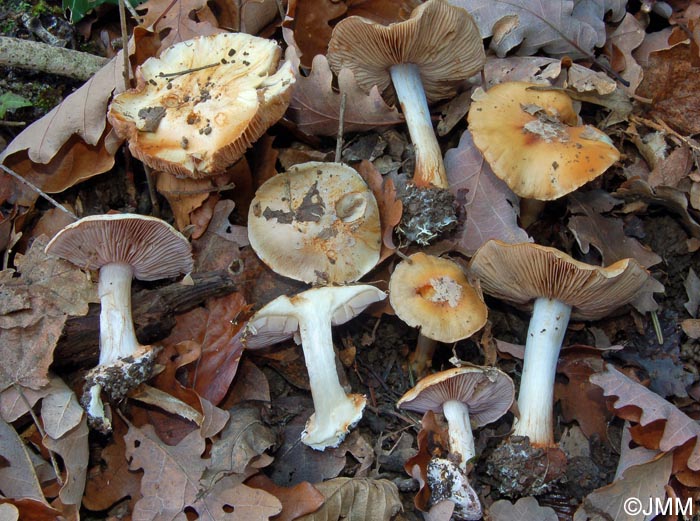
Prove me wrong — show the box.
[469,240,651,447]
[244,285,386,450]
[398,365,514,472]
[388,253,487,375]
[467,81,620,226]
[45,214,193,431]
[248,161,381,285]
[108,32,295,178]
[327,0,485,189]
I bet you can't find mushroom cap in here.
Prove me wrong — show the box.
[468,240,650,321]
[107,32,295,178]
[248,162,381,285]
[244,285,387,346]
[45,214,193,281]
[467,81,620,200]
[389,253,487,343]
[326,0,485,103]
[398,365,514,428]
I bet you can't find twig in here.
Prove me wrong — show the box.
[0,36,109,81]
[0,165,77,220]
[157,63,219,79]
[118,0,130,90]
[335,92,347,163]
[0,121,26,127]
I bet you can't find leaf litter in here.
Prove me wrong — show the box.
[1,0,700,519]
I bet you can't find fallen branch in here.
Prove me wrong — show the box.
[0,36,109,81]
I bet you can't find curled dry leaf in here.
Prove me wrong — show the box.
[137,0,221,53]
[606,13,646,94]
[488,496,558,521]
[0,55,124,206]
[444,130,530,255]
[450,0,625,58]
[284,30,403,137]
[246,474,325,521]
[590,365,700,473]
[296,477,402,521]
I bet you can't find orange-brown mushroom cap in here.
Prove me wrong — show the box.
[389,253,487,343]
[468,240,650,321]
[467,81,620,200]
[108,33,295,178]
[248,162,381,285]
[326,0,485,103]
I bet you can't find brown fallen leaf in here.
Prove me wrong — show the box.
[208,0,281,36]
[137,0,221,53]
[192,199,248,273]
[450,0,625,58]
[296,477,402,521]
[488,497,558,521]
[83,415,141,513]
[574,424,673,521]
[605,13,646,94]
[42,414,89,507]
[355,160,402,260]
[555,350,612,444]
[0,417,48,505]
[685,268,700,317]
[567,191,662,268]
[245,474,325,521]
[648,145,694,190]
[590,365,700,473]
[444,130,530,256]
[283,0,347,68]
[284,30,403,137]
[125,422,281,520]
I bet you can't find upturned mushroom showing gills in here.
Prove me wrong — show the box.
[389,253,487,376]
[108,32,295,179]
[327,0,485,190]
[398,366,514,519]
[244,285,386,450]
[469,240,652,447]
[45,214,193,432]
[248,161,381,285]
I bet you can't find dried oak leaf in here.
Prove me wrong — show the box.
[137,0,221,53]
[208,0,281,37]
[284,30,403,137]
[192,200,248,273]
[488,497,558,521]
[567,192,662,268]
[605,13,645,94]
[296,477,402,521]
[0,417,48,504]
[444,130,530,256]
[0,57,124,206]
[686,268,700,317]
[43,413,89,506]
[554,350,612,443]
[126,423,281,520]
[355,160,402,260]
[283,0,347,68]
[590,365,700,473]
[245,474,325,521]
[574,429,673,521]
[450,0,625,58]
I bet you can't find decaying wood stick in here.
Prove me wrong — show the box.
[0,36,109,80]
[53,270,239,370]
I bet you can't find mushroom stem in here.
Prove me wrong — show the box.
[389,63,447,189]
[297,310,366,450]
[410,334,438,376]
[442,399,476,473]
[98,263,141,365]
[513,297,572,447]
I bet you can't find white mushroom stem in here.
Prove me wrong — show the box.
[297,309,366,450]
[389,63,448,189]
[98,263,141,365]
[442,399,476,473]
[513,297,572,447]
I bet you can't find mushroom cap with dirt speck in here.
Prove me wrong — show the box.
[247,161,381,285]
[107,32,295,178]
[389,252,487,343]
[398,365,514,428]
[326,0,485,103]
[467,81,620,200]
[44,214,193,281]
[468,240,650,321]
